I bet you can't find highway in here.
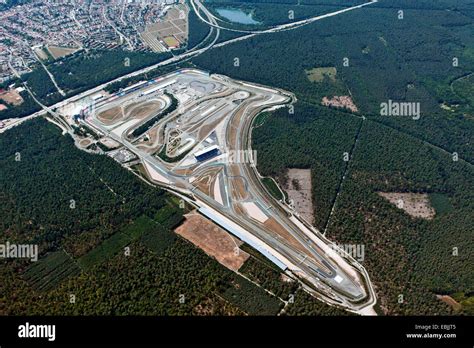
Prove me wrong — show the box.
[191,0,378,34]
[1,0,379,134]
[0,2,379,314]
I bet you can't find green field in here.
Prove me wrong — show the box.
[219,273,283,315]
[253,112,270,128]
[23,250,81,292]
[140,225,176,256]
[261,177,284,201]
[154,203,184,229]
[305,67,337,83]
[78,215,156,271]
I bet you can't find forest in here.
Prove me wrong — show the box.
[192,0,474,162]
[191,0,474,314]
[252,102,361,230]
[0,119,346,316]
[0,0,472,316]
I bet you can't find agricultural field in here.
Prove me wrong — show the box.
[77,215,157,271]
[141,5,188,51]
[218,273,283,315]
[23,250,81,292]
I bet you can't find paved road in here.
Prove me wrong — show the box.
[1,2,379,313]
[191,0,378,34]
[2,0,379,134]
[83,70,377,312]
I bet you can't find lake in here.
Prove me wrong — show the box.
[215,8,260,25]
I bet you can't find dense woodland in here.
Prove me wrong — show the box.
[0,120,342,315]
[252,102,360,230]
[187,2,212,49]
[192,0,474,314]
[0,0,472,316]
[193,0,474,162]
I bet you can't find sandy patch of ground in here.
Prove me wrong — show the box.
[47,45,79,59]
[99,137,120,149]
[124,100,162,119]
[175,212,249,271]
[322,95,358,112]
[0,89,24,106]
[436,295,462,311]
[241,201,268,223]
[97,106,123,124]
[34,47,49,61]
[378,192,435,219]
[143,160,171,184]
[284,168,314,224]
[229,174,249,201]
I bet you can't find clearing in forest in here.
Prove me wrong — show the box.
[175,211,249,271]
[284,168,314,224]
[378,192,435,220]
[305,67,337,83]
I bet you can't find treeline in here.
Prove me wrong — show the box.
[44,50,171,96]
[0,90,41,120]
[187,3,211,49]
[284,288,355,316]
[239,257,298,300]
[252,101,360,230]
[192,2,474,161]
[327,122,473,314]
[2,49,173,120]
[0,118,293,316]
[5,50,172,113]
